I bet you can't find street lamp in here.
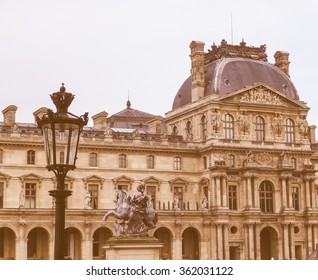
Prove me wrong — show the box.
[36,83,88,260]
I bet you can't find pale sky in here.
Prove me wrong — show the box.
[1,0,318,128]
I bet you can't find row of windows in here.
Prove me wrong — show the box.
[179,115,297,142]
[0,150,182,170]
[0,180,301,213]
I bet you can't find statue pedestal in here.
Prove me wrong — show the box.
[103,237,163,260]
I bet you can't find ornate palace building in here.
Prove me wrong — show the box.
[1,39,318,260]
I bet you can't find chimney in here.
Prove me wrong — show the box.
[274,51,290,76]
[92,111,108,130]
[33,107,49,123]
[190,41,205,102]
[2,105,17,126]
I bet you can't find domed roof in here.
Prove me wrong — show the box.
[172,41,299,110]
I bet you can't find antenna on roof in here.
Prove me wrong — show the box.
[231,14,234,44]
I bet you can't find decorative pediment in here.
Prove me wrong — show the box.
[142,176,162,184]
[51,175,75,189]
[83,175,105,189]
[169,177,189,191]
[0,172,11,186]
[198,177,209,186]
[112,175,134,190]
[19,173,43,188]
[217,83,307,109]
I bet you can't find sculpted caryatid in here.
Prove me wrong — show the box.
[102,183,158,237]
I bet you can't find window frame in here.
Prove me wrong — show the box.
[89,152,98,167]
[119,154,127,168]
[224,114,234,139]
[286,118,295,143]
[228,185,238,210]
[25,182,36,208]
[27,150,35,165]
[259,181,274,213]
[173,156,181,170]
[255,116,265,141]
[147,155,155,169]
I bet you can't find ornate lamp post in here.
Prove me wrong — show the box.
[36,84,88,260]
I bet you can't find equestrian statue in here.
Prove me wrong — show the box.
[102,182,158,237]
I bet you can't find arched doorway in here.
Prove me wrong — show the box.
[182,227,200,260]
[260,227,279,260]
[92,227,112,259]
[154,227,172,259]
[0,227,16,259]
[27,227,49,259]
[65,227,82,260]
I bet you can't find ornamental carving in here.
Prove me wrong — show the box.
[244,150,273,167]
[240,88,282,105]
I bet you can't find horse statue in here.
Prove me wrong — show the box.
[102,183,158,237]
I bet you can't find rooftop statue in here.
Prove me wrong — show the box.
[102,183,158,237]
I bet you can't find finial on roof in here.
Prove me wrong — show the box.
[60,82,66,93]
[126,99,131,108]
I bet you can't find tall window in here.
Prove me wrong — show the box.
[228,185,237,210]
[89,152,98,167]
[259,181,274,213]
[146,185,156,209]
[0,182,4,208]
[201,115,207,141]
[186,121,193,140]
[119,154,127,168]
[255,116,265,141]
[0,149,3,164]
[228,154,235,167]
[147,155,155,169]
[59,151,65,164]
[286,118,295,142]
[27,150,35,164]
[88,184,98,209]
[291,186,299,210]
[224,114,234,139]
[203,156,207,169]
[173,156,181,170]
[25,183,36,208]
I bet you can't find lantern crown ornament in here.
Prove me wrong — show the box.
[36,84,88,175]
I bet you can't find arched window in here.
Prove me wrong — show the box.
[255,116,265,141]
[186,121,193,140]
[285,118,295,142]
[224,114,234,139]
[259,181,274,213]
[201,115,207,141]
[172,125,178,135]
[119,154,127,168]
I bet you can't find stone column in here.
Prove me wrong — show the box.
[16,219,27,260]
[305,179,311,209]
[210,176,216,209]
[307,223,313,256]
[282,223,290,259]
[173,222,183,260]
[216,223,223,259]
[222,176,227,207]
[83,222,92,260]
[280,175,288,210]
[254,223,261,260]
[211,224,217,259]
[201,222,211,260]
[215,176,221,208]
[310,179,316,209]
[254,177,260,209]
[223,223,229,260]
[246,176,253,208]
[248,223,254,259]
[289,223,295,260]
[243,224,249,260]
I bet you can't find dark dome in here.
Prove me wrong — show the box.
[173,57,299,110]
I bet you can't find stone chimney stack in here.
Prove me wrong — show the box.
[274,51,290,76]
[2,105,17,126]
[33,107,49,123]
[92,111,108,130]
[190,41,205,102]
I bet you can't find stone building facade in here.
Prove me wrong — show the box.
[1,39,318,260]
